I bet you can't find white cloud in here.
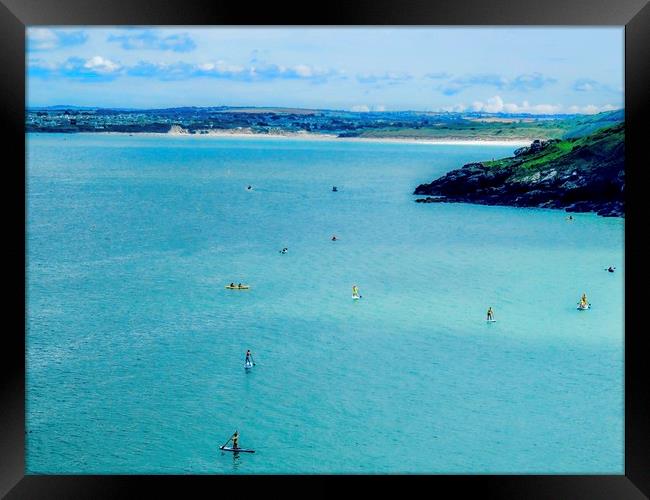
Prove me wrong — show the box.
[438,97,620,115]
[27,28,88,51]
[83,56,121,73]
[350,104,386,112]
[197,61,245,74]
[470,95,562,114]
[28,28,58,50]
[471,95,505,113]
[293,64,313,77]
[356,72,412,84]
[567,103,619,114]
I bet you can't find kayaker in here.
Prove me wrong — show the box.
[229,282,235,288]
[487,307,494,321]
[247,185,252,190]
[607,266,615,273]
[238,283,243,288]
[331,235,337,241]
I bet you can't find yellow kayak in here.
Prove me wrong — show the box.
[225,285,250,290]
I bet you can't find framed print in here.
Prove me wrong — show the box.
[2,0,649,496]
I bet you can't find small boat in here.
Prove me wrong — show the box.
[225,284,250,290]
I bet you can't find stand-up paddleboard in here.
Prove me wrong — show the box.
[577,303,591,310]
[486,319,497,322]
[245,360,253,369]
[352,295,361,300]
[220,445,255,453]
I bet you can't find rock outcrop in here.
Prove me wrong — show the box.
[414,123,624,217]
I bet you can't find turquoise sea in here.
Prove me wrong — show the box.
[26,133,624,474]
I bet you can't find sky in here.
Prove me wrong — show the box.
[26,27,624,114]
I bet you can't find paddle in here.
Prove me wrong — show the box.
[220,433,235,449]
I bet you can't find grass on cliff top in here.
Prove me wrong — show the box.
[481,123,624,173]
[350,120,570,140]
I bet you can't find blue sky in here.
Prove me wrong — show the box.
[27,27,624,114]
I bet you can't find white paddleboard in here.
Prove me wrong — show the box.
[486,319,497,322]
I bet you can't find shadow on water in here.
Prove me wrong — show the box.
[217,448,243,471]
[230,451,241,471]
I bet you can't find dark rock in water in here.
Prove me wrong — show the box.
[413,123,624,218]
[415,196,447,203]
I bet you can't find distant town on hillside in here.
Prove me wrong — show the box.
[26,106,624,141]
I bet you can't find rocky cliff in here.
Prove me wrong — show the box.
[414,123,624,217]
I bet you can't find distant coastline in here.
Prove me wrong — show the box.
[26,107,625,145]
[40,127,532,147]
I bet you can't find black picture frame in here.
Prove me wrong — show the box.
[2,0,648,497]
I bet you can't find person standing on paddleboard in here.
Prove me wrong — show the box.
[245,350,255,366]
[226,431,239,449]
[487,307,494,321]
[352,285,360,298]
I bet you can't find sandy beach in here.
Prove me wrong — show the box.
[87,126,533,146]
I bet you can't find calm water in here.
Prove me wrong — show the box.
[26,133,624,474]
